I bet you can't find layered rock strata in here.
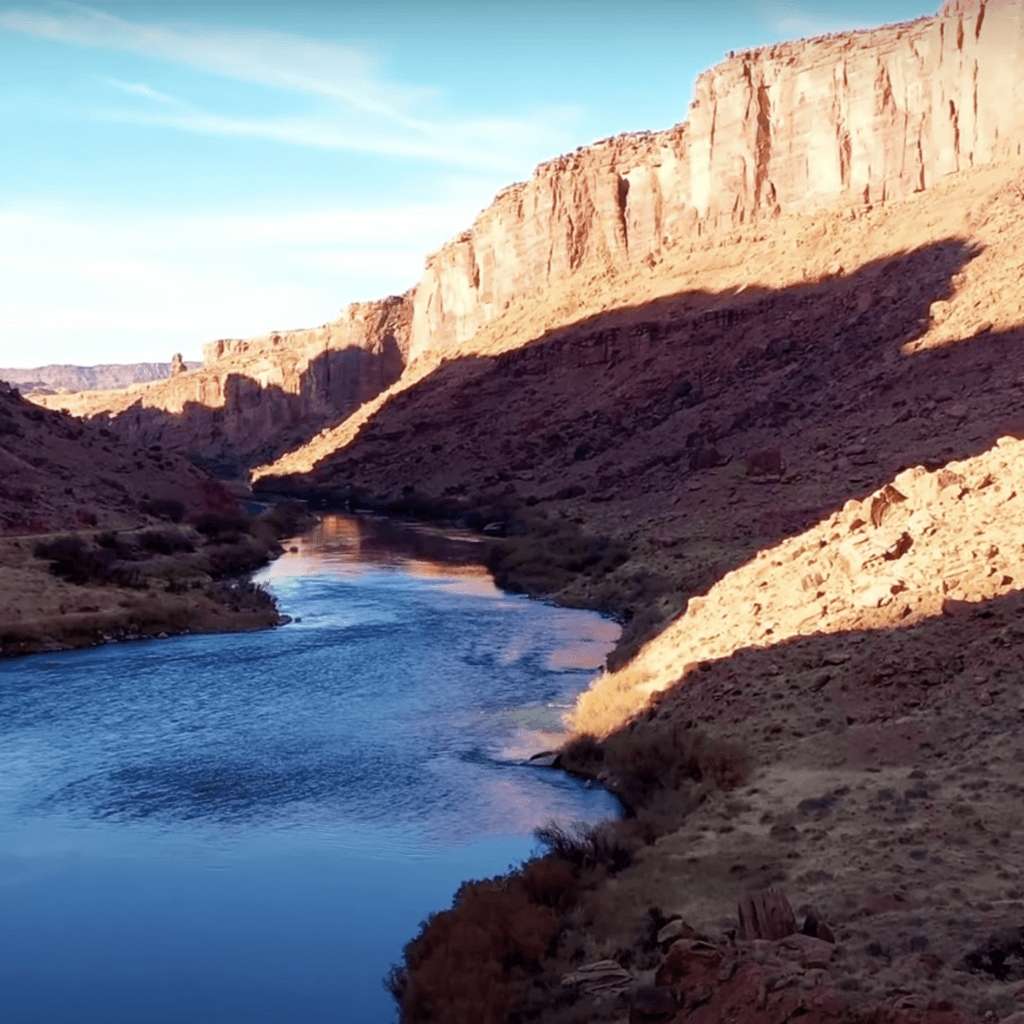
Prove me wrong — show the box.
[37,0,1024,469]
[409,0,1024,359]
[37,295,411,473]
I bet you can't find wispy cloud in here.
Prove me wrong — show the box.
[0,3,430,123]
[0,3,576,172]
[0,197,491,362]
[102,76,180,104]
[86,105,565,174]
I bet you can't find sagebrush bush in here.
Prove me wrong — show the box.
[561,720,750,821]
[395,879,561,1023]
[200,540,268,577]
[260,500,313,538]
[138,527,195,555]
[34,534,115,584]
[193,511,251,540]
[519,855,579,912]
[534,820,633,874]
[142,497,185,522]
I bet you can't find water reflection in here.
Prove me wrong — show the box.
[0,513,621,1024]
[266,514,620,675]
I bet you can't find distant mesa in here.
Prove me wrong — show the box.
[0,360,202,394]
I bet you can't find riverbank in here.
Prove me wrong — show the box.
[372,439,1024,1024]
[0,503,314,658]
[264,166,1024,1023]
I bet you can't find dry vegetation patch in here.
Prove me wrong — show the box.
[0,501,315,657]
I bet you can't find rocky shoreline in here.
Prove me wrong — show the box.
[254,164,1024,1021]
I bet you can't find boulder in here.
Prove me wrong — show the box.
[738,888,798,941]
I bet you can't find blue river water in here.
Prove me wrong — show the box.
[0,515,620,1023]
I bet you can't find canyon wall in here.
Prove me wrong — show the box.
[1,361,202,393]
[42,0,1024,467]
[38,294,411,473]
[408,0,1024,359]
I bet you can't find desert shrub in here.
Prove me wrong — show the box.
[560,720,750,824]
[34,534,116,584]
[519,855,580,912]
[396,879,560,1024]
[487,519,630,598]
[561,732,604,768]
[605,719,749,804]
[138,527,195,555]
[260,500,313,538]
[96,531,142,561]
[35,534,86,563]
[143,497,185,522]
[201,540,267,577]
[193,511,251,540]
[534,820,633,874]
[210,580,278,614]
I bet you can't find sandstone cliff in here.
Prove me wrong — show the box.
[37,0,1024,471]
[406,0,1024,360]
[37,294,411,474]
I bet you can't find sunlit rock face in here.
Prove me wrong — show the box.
[36,1,1024,467]
[37,294,412,472]
[409,0,1023,358]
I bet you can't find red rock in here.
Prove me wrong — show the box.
[629,985,677,1023]
[42,2,1024,480]
[738,888,798,941]
[657,919,697,945]
[655,939,724,990]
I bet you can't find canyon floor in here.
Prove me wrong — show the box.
[21,156,1024,1021]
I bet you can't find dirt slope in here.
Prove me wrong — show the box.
[258,161,1024,654]
[255,158,1024,1022]
[0,380,294,656]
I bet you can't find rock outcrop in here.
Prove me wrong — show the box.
[407,0,1024,360]
[36,294,411,474]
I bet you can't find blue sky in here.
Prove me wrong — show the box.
[0,1,939,368]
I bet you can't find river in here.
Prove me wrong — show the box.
[0,514,620,1023]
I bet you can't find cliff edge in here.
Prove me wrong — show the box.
[36,0,1024,474]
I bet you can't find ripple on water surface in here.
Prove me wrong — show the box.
[0,515,620,1023]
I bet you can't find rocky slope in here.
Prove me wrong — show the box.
[0,379,233,537]
[0,380,301,656]
[1,360,201,393]
[405,0,1024,362]
[260,143,1024,1024]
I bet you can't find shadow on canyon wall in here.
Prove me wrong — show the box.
[104,333,405,477]
[252,237,1024,643]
